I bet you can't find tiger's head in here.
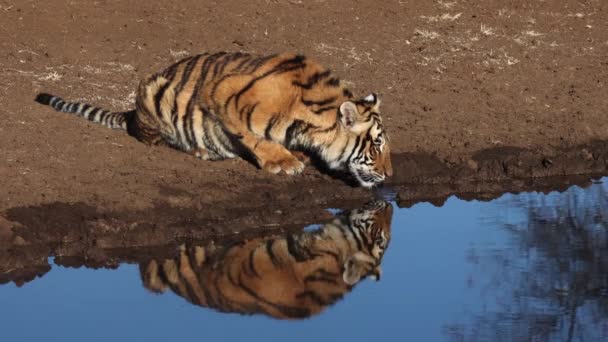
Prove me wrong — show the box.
[342,200,393,285]
[338,93,393,188]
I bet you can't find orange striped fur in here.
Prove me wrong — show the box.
[35,52,392,187]
[140,201,393,319]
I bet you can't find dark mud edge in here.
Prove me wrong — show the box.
[2,140,607,237]
[1,140,607,286]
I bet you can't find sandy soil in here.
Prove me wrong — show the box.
[1,0,607,236]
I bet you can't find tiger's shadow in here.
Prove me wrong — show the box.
[139,200,393,320]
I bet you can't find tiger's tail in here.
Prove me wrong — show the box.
[34,93,133,130]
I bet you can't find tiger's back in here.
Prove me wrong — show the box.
[134,53,345,158]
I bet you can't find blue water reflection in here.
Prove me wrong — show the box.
[1,180,607,341]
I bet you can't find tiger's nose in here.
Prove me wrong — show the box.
[383,155,393,177]
[384,164,393,177]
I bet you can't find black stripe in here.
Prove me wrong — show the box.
[347,224,364,251]
[285,120,305,146]
[264,114,280,140]
[245,103,258,131]
[154,80,172,119]
[227,262,240,287]
[296,290,330,306]
[325,77,340,87]
[98,110,109,123]
[201,111,214,151]
[88,108,101,120]
[265,240,281,266]
[248,249,261,278]
[211,52,230,79]
[236,56,260,73]
[304,269,338,285]
[303,276,337,285]
[209,73,234,101]
[312,105,337,115]
[345,136,361,162]
[231,57,306,109]
[317,268,339,279]
[301,96,337,107]
[176,258,201,305]
[163,54,195,78]
[105,112,115,127]
[49,96,60,107]
[204,276,221,308]
[238,103,251,121]
[358,228,370,247]
[343,89,353,98]
[318,121,338,133]
[175,56,200,94]
[205,53,227,81]
[322,249,341,260]
[184,56,218,148]
[171,106,182,147]
[216,52,243,76]
[180,112,193,148]
[233,54,255,72]
[170,59,203,148]
[286,235,308,262]
[80,104,91,116]
[107,113,117,127]
[247,54,280,73]
[292,70,331,89]
[222,126,258,165]
[196,54,218,94]
[238,273,311,318]
[55,100,65,110]
[182,102,196,148]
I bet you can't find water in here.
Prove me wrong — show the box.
[2,180,608,342]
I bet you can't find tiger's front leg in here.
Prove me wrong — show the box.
[240,134,305,175]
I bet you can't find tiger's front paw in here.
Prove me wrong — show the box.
[290,151,311,165]
[262,156,305,175]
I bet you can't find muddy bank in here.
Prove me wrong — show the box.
[1,138,607,247]
[1,171,602,288]
[391,139,608,185]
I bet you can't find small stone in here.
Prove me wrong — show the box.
[581,149,593,161]
[13,236,26,246]
[466,159,478,170]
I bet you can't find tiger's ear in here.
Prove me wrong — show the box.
[343,252,375,285]
[363,93,381,111]
[363,93,379,106]
[368,266,382,281]
[339,101,359,128]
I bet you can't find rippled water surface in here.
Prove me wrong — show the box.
[2,180,608,341]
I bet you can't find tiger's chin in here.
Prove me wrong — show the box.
[351,168,385,188]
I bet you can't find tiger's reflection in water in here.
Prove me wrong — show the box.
[140,201,393,319]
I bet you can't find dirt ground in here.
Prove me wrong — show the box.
[1,0,608,241]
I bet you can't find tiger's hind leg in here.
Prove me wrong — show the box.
[127,109,180,150]
[189,147,210,160]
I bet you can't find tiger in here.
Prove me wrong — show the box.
[35,52,393,187]
[140,200,393,319]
